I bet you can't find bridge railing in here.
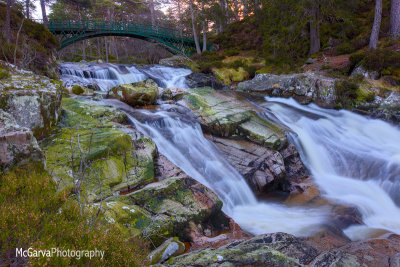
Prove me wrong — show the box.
[45,19,193,42]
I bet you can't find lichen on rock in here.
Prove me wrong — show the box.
[0,66,63,138]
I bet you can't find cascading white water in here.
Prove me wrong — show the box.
[60,63,146,91]
[139,66,192,88]
[263,97,400,240]
[59,63,192,91]
[104,99,329,237]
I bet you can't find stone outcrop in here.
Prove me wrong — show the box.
[41,97,157,202]
[0,66,63,137]
[356,91,400,124]
[107,79,159,107]
[209,136,309,194]
[105,177,226,245]
[237,73,338,107]
[212,67,249,85]
[162,231,400,267]
[161,232,321,266]
[182,87,287,149]
[0,110,44,170]
[185,72,225,90]
[350,65,380,80]
[42,97,231,248]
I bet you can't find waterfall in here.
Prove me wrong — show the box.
[139,66,192,89]
[104,100,329,237]
[263,97,400,240]
[59,63,192,91]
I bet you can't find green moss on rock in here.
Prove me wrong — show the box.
[41,97,156,202]
[108,79,159,107]
[71,85,85,95]
[184,88,286,149]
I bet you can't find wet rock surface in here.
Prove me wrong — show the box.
[209,136,308,194]
[237,73,338,107]
[182,87,287,149]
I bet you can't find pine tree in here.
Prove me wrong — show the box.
[390,0,400,39]
[369,0,382,49]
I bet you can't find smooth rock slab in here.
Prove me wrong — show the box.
[183,87,287,149]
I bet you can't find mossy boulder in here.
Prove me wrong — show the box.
[162,232,320,266]
[0,68,63,137]
[148,237,185,264]
[159,55,198,71]
[108,177,223,245]
[183,87,286,149]
[212,67,249,85]
[71,84,85,95]
[108,79,159,107]
[94,200,154,238]
[41,97,156,202]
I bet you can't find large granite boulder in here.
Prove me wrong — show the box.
[209,136,309,194]
[107,79,159,107]
[41,97,156,202]
[0,110,44,170]
[104,176,225,246]
[182,87,287,149]
[212,67,249,85]
[0,66,63,138]
[237,73,338,107]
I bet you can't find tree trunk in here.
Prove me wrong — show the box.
[224,0,230,24]
[369,0,382,49]
[4,0,13,43]
[390,0,400,39]
[150,0,155,26]
[26,0,30,19]
[40,0,48,27]
[309,1,320,55]
[177,0,183,36]
[219,0,225,31]
[97,38,101,58]
[202,0,207,52]
[243,0,248,16]
[82,40,86,60]
[190,0,202,54]
[233,0,239,20]
[105,37,109,62]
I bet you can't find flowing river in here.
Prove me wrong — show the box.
[61,63,400,241]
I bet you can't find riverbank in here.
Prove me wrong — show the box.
[1,61,400,266]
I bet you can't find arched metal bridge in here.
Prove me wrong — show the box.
[43,19,209,56]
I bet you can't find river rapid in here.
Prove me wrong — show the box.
[60,62,400,241]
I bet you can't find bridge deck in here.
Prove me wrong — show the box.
[43,19,203,56]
